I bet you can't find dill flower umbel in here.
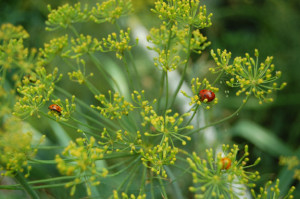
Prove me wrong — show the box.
[13,67,62,118]
[90,0,133,24]
[218,49,286,104]
[48,95,76,121]
[91,90,134,120]
[0,117,44,177]
[187,144,260,198]
[251,179,295,199]
[112,190,146,199]
[0,23,29,41]
[55,136,108,196]
[181,78,219,110]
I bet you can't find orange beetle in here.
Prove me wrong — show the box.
[48,104,62,115]
[221,157,231,170]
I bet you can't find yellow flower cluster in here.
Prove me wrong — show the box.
[143,109,192,145]
[182,78,218,109]
[90,0,133,24]
[141,138,178,178]
[55,136,108,196]
[48,95,76,121]
[210,49,232,73]
[101,28,136,59]
[38,35,69,66]
[70,34,98,58]
[189,29,211,54]
[46,3,89,31]
[0,31,35,72]
[152,0,212,29]
[46,0,133,31]
[98,128,142,154]
[91,91,134,120]
[112,190,146,199]
[226,50,286,104]
[13,67,62,118]
[279,156,300,181]
[0,117,44,177]
[187,145,261,198]
[251,179,295,199]
[0,23,29,41]
[147,23,185,71]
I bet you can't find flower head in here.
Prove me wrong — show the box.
[187,144,260,198]
[55,136,108,196]
[181,78,219,109]
[225,49,286,104]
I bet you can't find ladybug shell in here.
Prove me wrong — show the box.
[48,104,62,115]
[199,89,215,102]
[221,157,231,170]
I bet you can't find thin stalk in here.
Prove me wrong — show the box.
[163,71,169,127]
[185,104,199,126]
[111,161,140,199]
[14,172,39,199]
[139,166,147,196]
[36,146,65,150]
[39,111,101,139]
[127,51,141,91]
[32,183,68,189]
[107,156,140,177]
[158,177,168,199]
[122,57,135,92]
[169,26,193,108]
[150,171,155,199]
[88,53,122,93]
[156,71,165,112]
[70,117,101,132]
[69,25,80,38]
[164,166,184,199]
[62,58,100,95]
[125,164,140,193]
[185,95,250,136]
[212,70,224,86]
[55,86,117,130]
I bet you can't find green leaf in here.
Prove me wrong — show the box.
[230,120,293,156]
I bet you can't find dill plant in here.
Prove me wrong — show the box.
[0,0,296,198]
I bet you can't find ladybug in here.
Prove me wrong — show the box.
[221,157,231,170]
[48,104,62,115]
[199,89,215,102]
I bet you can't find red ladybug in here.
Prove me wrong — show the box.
[221,157,231,170]
[48,104,62,115]
[199,89,215,102]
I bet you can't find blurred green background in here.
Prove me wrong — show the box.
[1,0,299,197]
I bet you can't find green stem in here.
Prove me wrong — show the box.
[156,71,165,112]
[169,26,193,108]
[122,56,135,92]
[88,53,122,93]
[164,71,169,124]
[127,51,141,91]
[164,166,184,199]
[14,172,39,199]
[107,156,140,177]
[185,104,199,126]
[39,111,101,138]
[139,166,147,196]
[62,58,100,95]
[185,95,250,136]
[55,86,117,130]
[158,177,168,199]
[212,70,224,86]
[69,25,80,38]
[70,117,101,132]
